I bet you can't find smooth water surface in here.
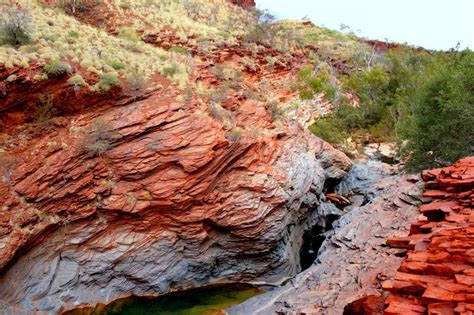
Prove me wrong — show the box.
[67,284,265,315]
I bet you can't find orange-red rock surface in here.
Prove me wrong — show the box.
[384,157,474,314]
[0,44,351,314]
[230,0,256,8]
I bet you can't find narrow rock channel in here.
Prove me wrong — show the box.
[227,159,423,314]
[62,158,420,315]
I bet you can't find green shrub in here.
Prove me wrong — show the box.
[118,1,130,9]
[31,94,56,125]
[98,72,119,91]
[67,74,87,87]
[42,34,57,42]
[118,27,139,42]
[108,60,126,70]
[44,60,72,77]
[401,51,474,171]
[125,71,148,100]
[295,66,336,100]
[309,115,348,145]
[169,45,189,55]
[68,30,79,38]
[161,63,179,77]
[0,8,31,46]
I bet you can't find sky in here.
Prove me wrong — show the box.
[257,0,474,51]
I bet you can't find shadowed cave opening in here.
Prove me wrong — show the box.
[299,214,340,271]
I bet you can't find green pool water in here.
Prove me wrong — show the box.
[66,284,265,315]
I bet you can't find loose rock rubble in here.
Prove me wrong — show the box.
[384,157,474,314]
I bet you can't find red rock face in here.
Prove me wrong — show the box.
[384,157,474,314]
[229,0,256,9]
[0,61,351,312]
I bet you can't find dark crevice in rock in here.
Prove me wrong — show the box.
[299,225,326,271]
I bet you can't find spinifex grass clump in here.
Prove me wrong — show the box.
[44,60,72,77]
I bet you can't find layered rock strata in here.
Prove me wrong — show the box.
[0,89,351,313]
[384,157,474,314]
[228,161,423,314]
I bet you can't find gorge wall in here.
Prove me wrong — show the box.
[228,161,424,314]
[0,80,351,313]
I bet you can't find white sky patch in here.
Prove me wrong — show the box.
[257,0,474,51]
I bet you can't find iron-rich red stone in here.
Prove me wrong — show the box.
[384,157,474,313]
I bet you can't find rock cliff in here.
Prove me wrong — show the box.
[0,67,351,313]
[228,161,423,314]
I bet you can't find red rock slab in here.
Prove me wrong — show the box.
[384,300,426,315]
[423,190,451,199]
[427,302,456,315]
[384,157,474,314]
[456,274,474,286]
[399,261,457,277]
[419,200,459,214]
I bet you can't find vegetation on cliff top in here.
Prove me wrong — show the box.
[297,35,473,171]
[1,0,472,171]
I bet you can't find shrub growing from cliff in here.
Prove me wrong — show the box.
[97,73,119,91]
[125,71,148,100]
[294,65,336,101]
[80,119,119,156]
[57,0,98,14]
[161,63,179,77]
[0,7,31,46]
[244,8,278,46]
[31,94,57,127]
[44,60,72,77]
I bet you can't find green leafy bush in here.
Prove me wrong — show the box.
[161,63,179,77]
[400,51,474,171]
[98,72,119,91]
[295,66,336,101]
[44,60,72,77]
[0,8,31,46]
[309,115,347,145]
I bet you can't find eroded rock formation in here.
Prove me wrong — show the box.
[0,78,351,313]
[384,157,474,314]
[228,161,423,314]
